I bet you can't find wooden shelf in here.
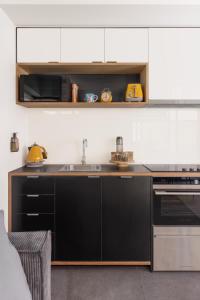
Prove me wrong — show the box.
[16,101,147,108]
[17,62,147,75]
[16,62,149,108]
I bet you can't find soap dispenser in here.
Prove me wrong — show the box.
[10,132,19,152]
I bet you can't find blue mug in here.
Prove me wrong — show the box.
[84,93,98,103]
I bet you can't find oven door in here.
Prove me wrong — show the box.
[154,187,200,225]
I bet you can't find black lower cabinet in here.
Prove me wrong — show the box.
[11,175,151,263]
[11,176,56,259]
[102,176,151,261]
[55,177,101,261]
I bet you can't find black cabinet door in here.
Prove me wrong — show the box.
[102,176,151,261]
[55,176,101,261]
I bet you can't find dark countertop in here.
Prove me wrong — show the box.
[9,164,150,176]
[9,164,200,177]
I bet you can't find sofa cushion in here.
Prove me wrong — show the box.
[0,210,32,300]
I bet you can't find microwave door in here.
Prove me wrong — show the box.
[20,75,62,101]
[24,84,41,100]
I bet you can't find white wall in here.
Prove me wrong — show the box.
[28,108,200,164]
[0,8,28,226]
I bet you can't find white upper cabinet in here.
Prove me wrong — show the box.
[105,28,148,62]
[61,28,104,62]
[17,28,148,63]
[149,28,200,100]
[17,28,61,63]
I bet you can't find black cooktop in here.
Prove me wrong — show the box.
[145,164,200,172]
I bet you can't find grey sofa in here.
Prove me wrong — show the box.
[8,231,51,300]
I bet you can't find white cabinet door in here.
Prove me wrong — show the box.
[149,28,200,100]
[105,28,148,62]
[17,28,61,63]
[61,28,104,62]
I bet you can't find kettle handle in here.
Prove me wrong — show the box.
[40,146,48,159]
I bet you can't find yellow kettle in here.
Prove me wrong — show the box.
[26,143,47,165]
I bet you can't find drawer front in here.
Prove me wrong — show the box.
[12,213,54,232]
[12,176,55,195]
[154,234,200,271]
[13,194,54,214]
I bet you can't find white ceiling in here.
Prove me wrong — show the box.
[1,0,200,4]
[1,1,200,26]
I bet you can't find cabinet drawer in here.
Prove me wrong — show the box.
[154,234,200,271]
[12,214,54,232]
[13,194,54,214]
[12,176,55,195]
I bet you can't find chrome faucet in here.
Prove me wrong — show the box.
[81,138,88,165]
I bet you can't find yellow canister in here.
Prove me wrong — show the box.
[125,84,143,102]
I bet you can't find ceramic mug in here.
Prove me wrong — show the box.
[84,93,98,103]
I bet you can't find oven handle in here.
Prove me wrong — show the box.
[155,191,200,196]
[153,184,200,190]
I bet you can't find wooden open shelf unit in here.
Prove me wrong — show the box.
[16,63,149,108]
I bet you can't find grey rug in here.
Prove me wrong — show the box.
[51,266,200,300]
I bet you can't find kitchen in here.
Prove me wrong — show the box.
[1,1,200,300]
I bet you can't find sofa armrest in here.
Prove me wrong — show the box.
[8,231,51,300]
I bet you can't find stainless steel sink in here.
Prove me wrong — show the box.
[58,164,102,172]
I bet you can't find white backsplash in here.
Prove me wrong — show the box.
[28,107,200,164]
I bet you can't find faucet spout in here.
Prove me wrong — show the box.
[81,138,88,165]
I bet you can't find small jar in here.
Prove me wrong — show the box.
[116,136,123,153]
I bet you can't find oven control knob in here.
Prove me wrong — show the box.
[197,168,200,172]
[190,168,195,172]
[182,168,187,172]
[194,179,199,185]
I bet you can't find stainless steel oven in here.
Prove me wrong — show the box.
[153,177,200,271]
[153,179,200,226]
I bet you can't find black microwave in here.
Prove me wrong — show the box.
[19,74,62,101]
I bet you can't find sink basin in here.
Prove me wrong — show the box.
[58,164,102,172]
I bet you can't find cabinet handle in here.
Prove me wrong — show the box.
[88,176,100,178]
[27,176,39,179]
[26,194,39,198]
[26,213,39,217]
[106,61,117,63]
[91,61,103,63]
[120,176,133,179]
